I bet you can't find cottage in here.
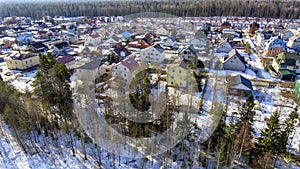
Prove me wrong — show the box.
[5,51,39,70]
[217,39,233,53]
[30,42,48,53]
[264,37,286,57]
[141,44,165,63]
[166,59,190,88]
[272,52,300,74]
[287,34,300,51]
[50,41,69,56]
[220,22,232,32]
[163,37,177,48]
[56,55,76,69]
[227,74,253,96]
[179,46,198,65]
[248,22,259,34]
[85,33,102,46]
[280,29,294,41]
[223,49,246,71]
[189,38,207,51]
[112,57,139,83]
[74,59,105,81]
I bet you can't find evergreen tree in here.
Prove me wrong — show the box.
[255,111,282,159]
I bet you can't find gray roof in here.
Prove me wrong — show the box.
[229,75,253,90]
[78,59,102,70]
[153,44,164,53]
[224,49,245,63]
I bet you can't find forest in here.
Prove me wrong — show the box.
[0,1,299,19]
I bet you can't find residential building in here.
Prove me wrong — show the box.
[84,33,102,46]
[141,44,165,63]
[227,74,253,96]
[166,59,190,88]
[223,49,246,71]
[272,52,300,74]
[264,37,286,57]
[217,39,233,53]
[112,57,139,83]
[287,34,300,51]
[56,55,76,69]
[179,46,198,64]
[5,51,39,70]
[280,29,294,41]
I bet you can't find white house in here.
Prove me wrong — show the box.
[112,57,139,83]
[155,27,169,36]
[84,33,102,46]
[217,40,233,53]
[189,38,207,51]
[141,44,165,63]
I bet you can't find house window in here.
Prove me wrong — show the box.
[172,69,175,72]
[10,61,12,64]
[171,76,174,79]
[124,68,126,70]
[179,70,182,73]
[180,82,182,86]
[234,57,236,59]
[124,74,126,77]
[171,81,173,84]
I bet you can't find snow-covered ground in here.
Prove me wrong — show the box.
[0,62,37,93]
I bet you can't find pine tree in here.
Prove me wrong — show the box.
[255,110,282,166]
[280,106,299,153]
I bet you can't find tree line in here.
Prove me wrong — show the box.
[0,1,299,19]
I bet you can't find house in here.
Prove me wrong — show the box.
[121,30,135,39]
[179,46,198,64]
[166,59,190,88]
[74,59,105,81]
[5,51,39,70]
[223,49,246,71]
[162,37,177,48]
[61,32,78,44]
[279,69,297,81]
[155,27,169,36]
[189,38,207,51]
[104,35,121,46]
[221,28,235,41]
[280,29,294,41]
[272,52,300,74]
[220,21,232,31]
[264,37,286,57]
[227,74,253,96]
[50,42,69,56]
[113,45,131,59]
[287,34,300,51]
[112,57,139,83]
[78,45,103,58]
[248,22,259,34]
[56,55,76,69]
[84,33,102,46]
[217,39,233,53]
[30,42,48,53]
[16,32,33,44]
[141,44,165,63]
